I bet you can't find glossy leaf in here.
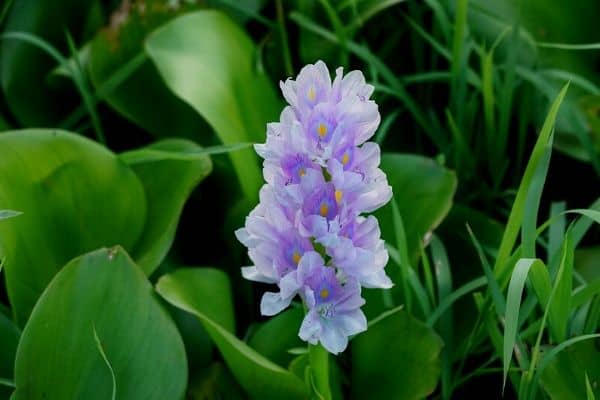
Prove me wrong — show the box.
[13,247,187,399]
[87,0,208,139]
[0,130,146,325]
[376,153,457,263]
[123,139,212,274]
[156,268,309,400]
[146,10,281,203]
[352,309,442,400]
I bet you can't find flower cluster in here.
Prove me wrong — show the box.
[236,61,393,354]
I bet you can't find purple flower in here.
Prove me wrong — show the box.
[238,60,394,354]
[297,254,367,354]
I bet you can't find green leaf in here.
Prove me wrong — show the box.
[352,310,442,400]
[156,268,308,399]
[502,258,547,388]
[376,153,457,263]
[0,130,146,326]
[247,307,304,368]
[87,0,208,139]
[494,83,568,282]
[0,0,101,125]
[13,247,187,399]
[124,139,212,274]
[540,340,600,400]
[146,10,281,203]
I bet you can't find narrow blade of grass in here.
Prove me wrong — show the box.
[547,202,566,267]
[426,276,487,327]
[391,199,412,312]
[494,83,569,281]
[586,372,595,400]
[119,142,252,164]
[467,224,506,317]
[503,258,546,390]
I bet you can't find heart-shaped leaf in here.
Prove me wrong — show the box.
[13,247,187,399]
[0,130,146,325]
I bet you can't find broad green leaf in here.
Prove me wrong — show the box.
[376,153,457,263]
[352,310,442,400]
[540,341,600,399]
[13,247,187,399]
[87,0,208,139]
[0,0,101,125]
[123,139,212,274]
[156,268,308,399]
[247,307,304,368]
[0,130,146,326]
[146,10,281,203]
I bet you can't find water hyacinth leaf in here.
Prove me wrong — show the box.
[376,153,457,263]
[155,268,308,399]
[0,0,101,125]
[247,307,305,368]
[0,130,146,326]
[87,0,208,139]
[540,340,600,399]
[146,10,281,203]
[13,247,187,399]
[352,310,442,400]
[123,139,212,274]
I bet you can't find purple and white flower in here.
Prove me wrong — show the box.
[237,60,393,354]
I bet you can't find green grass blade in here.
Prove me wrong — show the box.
[503,258,546,390]
[426,276,487,327]
[494,83,569,281]
[450,0,469,127]
[583,296,600,334]
[430,235,453,400]
[120,142,252,164]
[522,145,553,258]
[467,224,506,316]
[586,372,595,400]
[537,41,600,50]
[547,202,566,267]
[391,199,413,312]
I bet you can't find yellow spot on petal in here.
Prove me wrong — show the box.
[320,288,329,299]
[299,168,306,177]
[341,152,350,166]
[335,190,343,203]
[319,203,329,217]
[308,86,316,101]
[317,123,328,138]
[292,251,301,265]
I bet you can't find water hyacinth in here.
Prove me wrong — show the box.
[236,61,393,354]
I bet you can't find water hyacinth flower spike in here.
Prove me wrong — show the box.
[237,60,393,354]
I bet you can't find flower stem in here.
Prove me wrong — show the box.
[308,343,331,400]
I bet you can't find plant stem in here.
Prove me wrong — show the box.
[308,343,331,400]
